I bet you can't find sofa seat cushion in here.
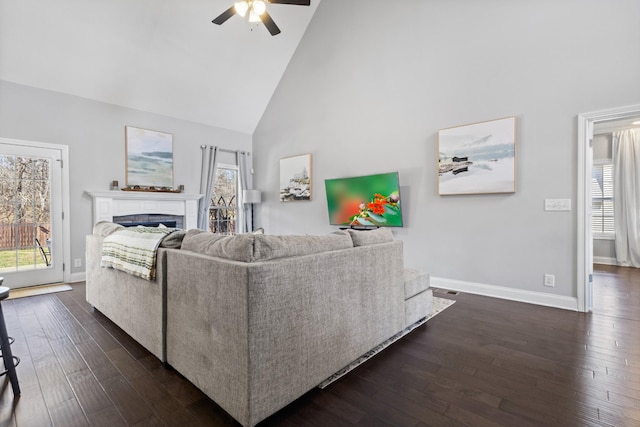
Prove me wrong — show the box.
[181,230,353,262]
[403,268,430,299]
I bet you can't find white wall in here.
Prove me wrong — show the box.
[0,80,251,277]
[253,0,640,306]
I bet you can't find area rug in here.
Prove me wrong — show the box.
[6,283,72,300]
[318,296,456,389]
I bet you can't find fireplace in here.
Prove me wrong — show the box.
[86,191,203,230]
[113,214,183,229]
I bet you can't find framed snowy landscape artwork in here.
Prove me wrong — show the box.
[438,117,516,195]
[280,154,312,202]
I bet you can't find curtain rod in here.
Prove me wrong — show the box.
[200,145,250,155]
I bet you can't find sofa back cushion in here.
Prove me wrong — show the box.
[180,230,353,262]
[253,232,352,261]
[181,229,254,262]
[347,228,394,246]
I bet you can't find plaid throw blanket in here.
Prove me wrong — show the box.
[101,227,175,281]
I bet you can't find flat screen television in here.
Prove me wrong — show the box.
[325,172,403,227]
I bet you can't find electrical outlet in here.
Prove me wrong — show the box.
[544,274,555,287]
[74,258,82,268]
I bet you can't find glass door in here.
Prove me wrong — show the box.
[0,143,63,288]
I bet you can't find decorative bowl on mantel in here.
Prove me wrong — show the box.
[121,185,183,193]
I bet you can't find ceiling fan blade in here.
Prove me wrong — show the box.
[269,0,311,5]
[261,11,281,36]
[212,6,236,25]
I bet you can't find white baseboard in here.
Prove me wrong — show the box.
[593,256,617,266]
[430,277,579,311]
[68,272,86,283]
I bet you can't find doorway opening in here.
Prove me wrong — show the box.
[578,104,640,312]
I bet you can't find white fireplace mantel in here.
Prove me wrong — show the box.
[86,190,203,229]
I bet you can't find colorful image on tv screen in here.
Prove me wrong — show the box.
[325,172,403,227]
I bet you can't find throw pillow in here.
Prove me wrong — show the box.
[159,230,187,248]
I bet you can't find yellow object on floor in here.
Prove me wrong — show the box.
[6,283,72,300]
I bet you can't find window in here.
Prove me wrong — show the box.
[0,155,51,270]
[208,164,238,235]
[592,162,614,237]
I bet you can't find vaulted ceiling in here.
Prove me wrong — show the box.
[0,0,320,134]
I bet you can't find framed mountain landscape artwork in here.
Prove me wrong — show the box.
[438,117,516,195]
[125,126,174,188]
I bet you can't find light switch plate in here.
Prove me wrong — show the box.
[544,199,571,211]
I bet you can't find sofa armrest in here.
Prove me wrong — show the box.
[165,250,251,423]
[86,234,167,361]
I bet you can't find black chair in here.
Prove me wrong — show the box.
[0,280,20,396]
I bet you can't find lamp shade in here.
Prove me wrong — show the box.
[243,189,262,204]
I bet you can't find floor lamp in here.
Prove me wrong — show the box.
[242,189,261,232]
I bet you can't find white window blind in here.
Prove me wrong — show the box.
[592,163,614,235]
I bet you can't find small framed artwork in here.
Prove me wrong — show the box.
[438,116,516,195]
[125,126,174,188]
[280,154,312,201]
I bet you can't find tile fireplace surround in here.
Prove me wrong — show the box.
[86,191,203,230]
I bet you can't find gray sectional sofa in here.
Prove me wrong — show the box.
[86,223,432,426]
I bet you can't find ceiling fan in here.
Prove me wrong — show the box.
[212,0,311,36]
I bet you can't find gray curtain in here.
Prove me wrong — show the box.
[236,150,252,233]
[198,146,218,230]
[613,128,640,267]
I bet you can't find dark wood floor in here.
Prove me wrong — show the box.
[1,265,639,426]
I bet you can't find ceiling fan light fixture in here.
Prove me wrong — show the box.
[234,1,249,17]
[252,1,267,15]
[248,10,261,22]
[213,0,309,36]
